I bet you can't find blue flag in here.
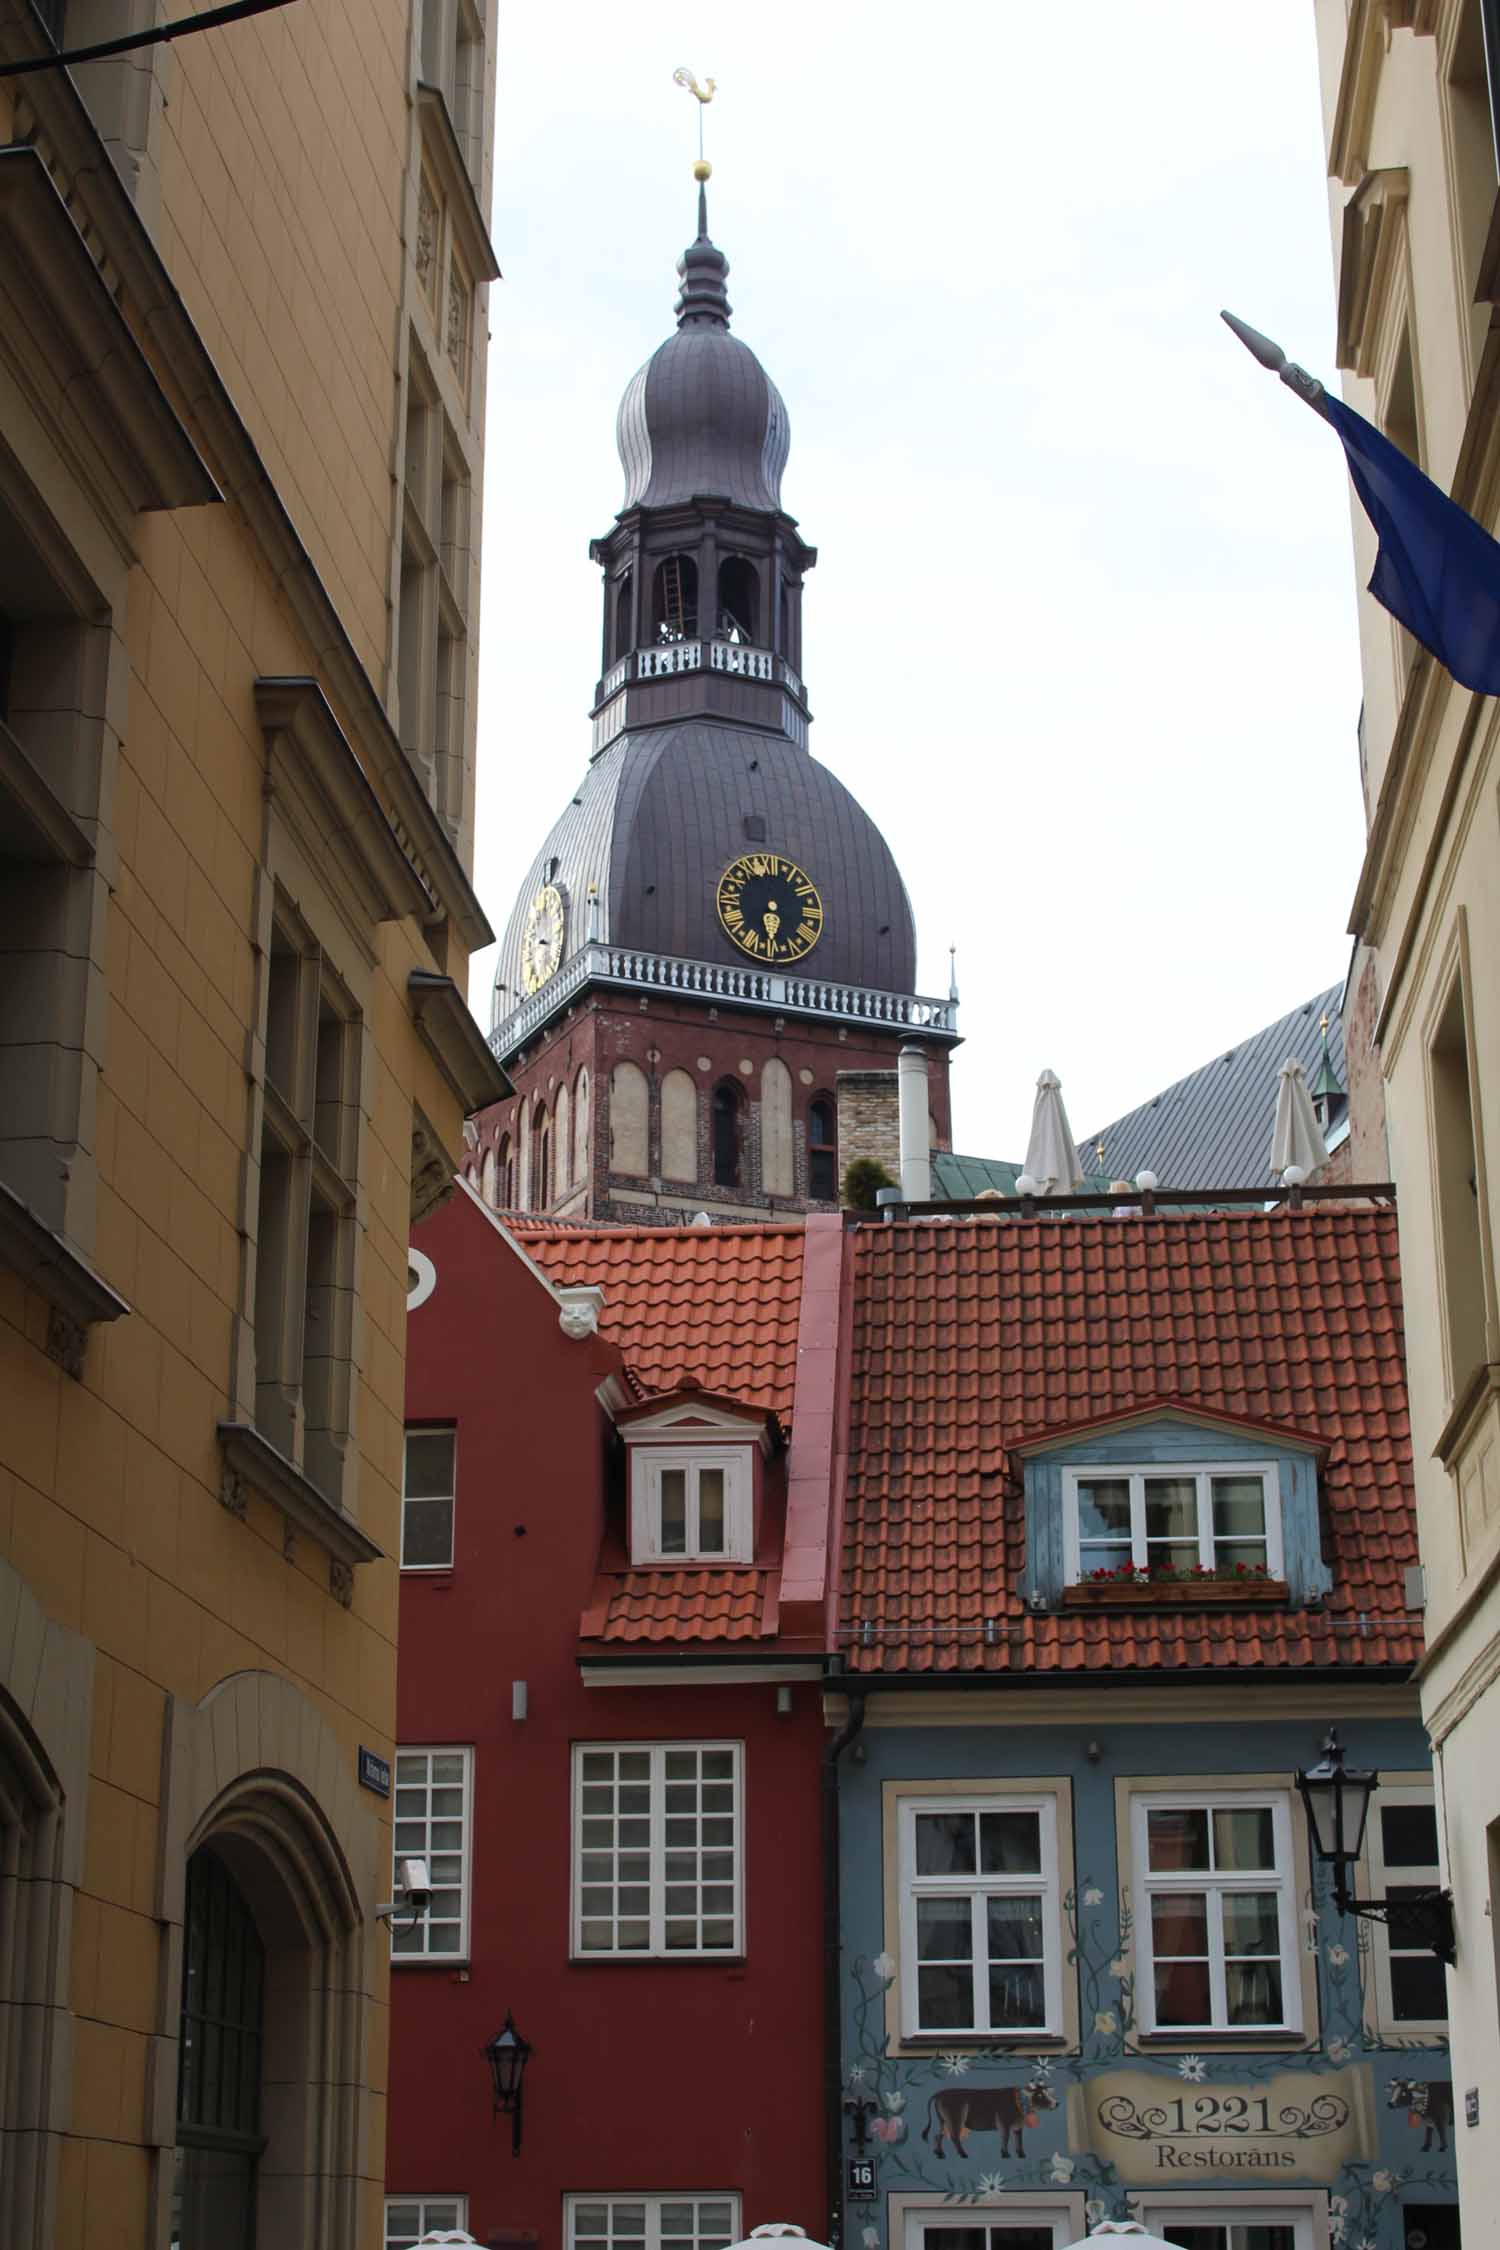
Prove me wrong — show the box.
[1322,393,1500,694]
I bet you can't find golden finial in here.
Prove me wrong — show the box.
[1319,1011,1330,1035]
[673,66,716,180]
[1095,1139,1106,1168]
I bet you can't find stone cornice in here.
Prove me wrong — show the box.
[0,1179,130,1379]
[1336,167,1410,376]
[0,145,218,539]
[216,1420,382,1595]
[255,678,432,927]
[7,57,495,955]
[415,83,501,283]
[408,969,513,1113]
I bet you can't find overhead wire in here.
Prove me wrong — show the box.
[0,0,299,79]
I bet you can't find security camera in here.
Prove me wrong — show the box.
[377,1856,433,1931]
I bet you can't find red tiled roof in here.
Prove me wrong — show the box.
[524,1222,805,1423]
[841,1208,1417,1674]
[582,1568,777,1643]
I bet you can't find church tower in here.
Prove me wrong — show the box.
[468,183,957,1221]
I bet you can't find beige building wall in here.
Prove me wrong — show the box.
[0,2,502,2245]
[1314,0,1500,2227]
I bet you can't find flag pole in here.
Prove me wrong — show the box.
[1220,311,1332,423]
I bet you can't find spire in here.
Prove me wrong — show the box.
[674,185,732,329]
[1310,1011,1344,1104]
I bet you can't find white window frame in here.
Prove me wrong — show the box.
[630,1447,752,1563]
[571,1741,744,1959]
[1063,1462,1284,1583]
[1132,1789,1301,2035]
[392,1746,473,1962]
[385,2194,470,2248]
[401,1424,457,1570]
[897,1792,1064,2039]
[902,2209,1083,2250]
[565,2194,742,2250]
[1135,2196,1323,2250]
[1365,1783,1449,2036]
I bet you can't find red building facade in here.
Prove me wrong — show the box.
[387,1189,843,2249]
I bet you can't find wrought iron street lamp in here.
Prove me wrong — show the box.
[482,2012,532,2156]
[1294,1728,1455,1965]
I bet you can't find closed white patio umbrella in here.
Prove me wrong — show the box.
[1269,1053,1329,1183]
[1018,1067,1086,1196]
[1060,2226,1180,2250]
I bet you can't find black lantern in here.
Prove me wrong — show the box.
[1295,1727,1456,1966]
[482,2012,532,2156]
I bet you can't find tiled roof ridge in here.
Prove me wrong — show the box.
[518,1218,808,1243]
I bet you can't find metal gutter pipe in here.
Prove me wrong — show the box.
[823,1679,866,2249]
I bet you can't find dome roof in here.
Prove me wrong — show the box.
[617,189,790,514]
[494,723,917,1028]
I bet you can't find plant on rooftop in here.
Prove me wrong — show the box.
[843,1156,896,1211]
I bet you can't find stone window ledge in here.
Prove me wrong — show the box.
[217,1421,382,1605]
[0,1179,129,1378]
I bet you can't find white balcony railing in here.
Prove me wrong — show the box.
[597,638,802,700]
[491,942,957,1062]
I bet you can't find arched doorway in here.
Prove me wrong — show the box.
[173,1845,266,2249]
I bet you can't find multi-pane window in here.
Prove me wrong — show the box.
[567,2197,739,2250]
[254,901,360,1501]
[402,1427,456,1569]
[1065,1466,1282,1582]
[1140,2204,1315,2250]
[908,2221,1072,2250]
[573,1743,742,1957]
[420,0,485,180]
[392,1748,472,1959]
[386,2197,468,2249]
[1132,1794,1299,2033]
[898,1796,1062,2037]
[1367,1790,1448,2030]
[630,1449,752,1563]
[399,344,469,838]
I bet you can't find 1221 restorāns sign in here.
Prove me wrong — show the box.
[1079,2068,1372,2184]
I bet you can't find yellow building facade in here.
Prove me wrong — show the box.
[1313,0,1500,2225]
[0,2,502,2244]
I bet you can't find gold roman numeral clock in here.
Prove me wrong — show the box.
[520,882,567,993]
[715,853,824,964]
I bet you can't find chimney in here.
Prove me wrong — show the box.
[898,1043,930,1203]
[557,1284,606,1340]
[835,1068,901,1195]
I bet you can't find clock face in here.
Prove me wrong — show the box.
[520,883,567,993]
[715,853,824,965]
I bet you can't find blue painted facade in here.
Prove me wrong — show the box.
[837,1704,1455,2249]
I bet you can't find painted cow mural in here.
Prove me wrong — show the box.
[921,2078,1059,2160]
[1388,2078,1454,2153]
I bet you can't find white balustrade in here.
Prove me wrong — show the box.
[710,642,775,680]
[636,640,703,677]
[492,942,956,1060]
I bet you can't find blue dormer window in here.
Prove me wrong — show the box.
[1018,1409,1332,1609]
[1065,1464,1283,1584]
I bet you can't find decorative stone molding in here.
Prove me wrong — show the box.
[409,971,513,1113]
[416,166,440,296]
[412,1107,458,1227]
[0,145,217,535]
[415,81,501,287]
[0,1179,130,1382]
[329,1557,355,1609]
[1336,168,1411,375]
[216,1420,382,1578]
[1329,0,1390,187]
[557,1283,607,1340]
[255,679,434,930]
[218,1461,248,1520]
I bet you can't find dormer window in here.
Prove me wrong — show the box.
[634,1448,751,1562]
[617,1390,776,1568]
[1064,1464,1283,1584]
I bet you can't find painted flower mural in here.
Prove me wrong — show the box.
[1176,2054,1206,2083]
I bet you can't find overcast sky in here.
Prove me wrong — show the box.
[469,1,1364,1158]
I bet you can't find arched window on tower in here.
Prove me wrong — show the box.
[809,1094,838,1202]
[480,1146,496,1208]
[535,1105,552,1210]
[499,1132,514,1209]
[652,553,698,642]
[779,580,793,660]
[718,556,759,644]
[712,1080,743,1190]
[614,571,634,663]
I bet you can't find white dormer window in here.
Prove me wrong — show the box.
[1062,1464,1284,1584]
[633,1448,752,1563]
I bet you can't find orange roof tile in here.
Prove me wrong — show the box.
[583,1568,776,1643]
[525,1222,805,1423]
[840,1207,1417,1675]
